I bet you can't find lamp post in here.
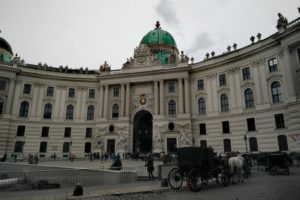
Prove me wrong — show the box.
[244,134,248,153]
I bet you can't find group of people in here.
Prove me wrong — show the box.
[28,153,39,164]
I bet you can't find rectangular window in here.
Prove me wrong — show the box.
[222,121,230,133]
[275,114,285,129]
[247,118,256,132]
[197,79,204,90]
[242,67,251,80]
[219,74,226,86]
[64,127,72,138]
[41,127,49,137]
[0,80,7,91]
[297,49,300,62]
[89,89,95,98]
[86,128,92,138]
[23,84,32,94]
[113,87,120,97]
[68,88,75,98]
[199,123,207,135]
[17,125,25,136]
[168,82,176,93]
[46,86,54,96]
[268,58,278,72]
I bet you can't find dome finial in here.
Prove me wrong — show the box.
[155,21,160,29]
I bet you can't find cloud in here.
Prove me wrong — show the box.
[189,32,215,53]
[155,0,180,27]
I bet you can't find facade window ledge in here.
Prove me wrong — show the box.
[219,111,231,116]
[65,119,74,121]
[244,107,256,111]
[217,86,230,93]
[274,127,287,131]
[241,80,254,88]
[266,72,282,82]
[222,132,231,135]
[15,136,25,138]
[195,90,207,97]
[270,102,285,108]
[21,94,32,100]
[246,130,257,133]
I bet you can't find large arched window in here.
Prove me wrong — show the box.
[223,139,231,152]
[39,141,48,153]
[168,100,176,116]
[0,98,4,114]
[249,137,258,152]
[271,81,283,103]
[277,135,288,151]
[112,104,119,118]
[66,104,74,119]
[19,101,29,117]
[87,105,95,120]
[43,103,52,119]
[244,89,254,108]
[198,98,206,115]
[220,94,229,112]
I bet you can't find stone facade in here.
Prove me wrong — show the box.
[0,15,300,158]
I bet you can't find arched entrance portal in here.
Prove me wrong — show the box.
[133,110,153,153]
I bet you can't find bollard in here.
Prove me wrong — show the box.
[73,183,83,196]
[161,177,168,187]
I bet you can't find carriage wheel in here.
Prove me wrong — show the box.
[168,168,183,190]
[187,168,202,192]
[221,171,229,187]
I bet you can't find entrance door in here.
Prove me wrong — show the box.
[133,110,153,153]
[167,138,177,153]
[107,139,115,154]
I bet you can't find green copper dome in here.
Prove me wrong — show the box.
[140,21,179,65]
[140,23,177,47]
[0,36,13,62]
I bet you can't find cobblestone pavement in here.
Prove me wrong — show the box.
[86,167,300,200]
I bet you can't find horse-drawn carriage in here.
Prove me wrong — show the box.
[167,147,230,192]
[267,152,289,175]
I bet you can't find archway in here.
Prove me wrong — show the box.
[133,110,153,153]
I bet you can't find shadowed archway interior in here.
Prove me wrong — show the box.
[133,110,153,153]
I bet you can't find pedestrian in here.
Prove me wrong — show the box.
[146,153,154,180]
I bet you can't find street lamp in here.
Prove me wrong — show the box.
[244,134,248,153]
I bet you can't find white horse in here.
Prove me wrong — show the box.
[228,155,244,184]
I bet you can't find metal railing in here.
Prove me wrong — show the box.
[0,163,137,189]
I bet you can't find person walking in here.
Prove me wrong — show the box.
[146,153,155,180]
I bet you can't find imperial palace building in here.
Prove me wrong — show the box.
[0,14,300,158]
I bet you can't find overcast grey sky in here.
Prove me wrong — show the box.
[0,0,299,70]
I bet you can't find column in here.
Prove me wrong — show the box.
[75,89,81,119]
[184,78,190,114]
[282,47,296,98]
[234,73,242,109]
[154,81,159,115]
[36,85,45,117]
[30,85,39,117]
[103,84,109,118]
[80,89,87,119]
[12,80,22,116]
[178,78,184,114]
[228,73,236,110]
[5,78,16,114]
[98,85,104,118]
[253,63,263,105]
[120,84,125,117]
[159,80,164,116]
[125,83,130,116]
